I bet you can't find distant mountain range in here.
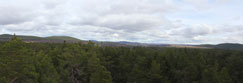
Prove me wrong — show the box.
[198,43,243,51]
[0,34,242,50]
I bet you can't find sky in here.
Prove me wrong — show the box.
[0,0,242,44]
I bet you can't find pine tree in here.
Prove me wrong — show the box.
[88,54,112,83]
[34,51,60,83]
[90,66,112,83]
[148,60,162,83]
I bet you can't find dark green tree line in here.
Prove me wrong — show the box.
[0,37,243,83]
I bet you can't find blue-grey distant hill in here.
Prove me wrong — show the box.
[199,43,243,51]
[0,34,242,50]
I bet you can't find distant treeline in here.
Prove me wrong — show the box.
[0,36,243,83]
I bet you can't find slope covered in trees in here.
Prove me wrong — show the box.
[0,36,243,83]
[0,34,82,43]
[200,43,243,51]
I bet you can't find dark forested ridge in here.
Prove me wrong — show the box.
[0,34,83,43]
[199,43,243,51]
[1,34,242,50]
[0,36,243,83]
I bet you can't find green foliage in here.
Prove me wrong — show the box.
[0,37,242,83]
[90,66,112,83]
[34,51,59,83]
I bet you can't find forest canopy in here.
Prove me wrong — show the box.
[0,36,243,83]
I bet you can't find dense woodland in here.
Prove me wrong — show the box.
[0,36,243,83]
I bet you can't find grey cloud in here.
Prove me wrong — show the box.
[95,14,164,32]
[106,0,177,14]
[0,0,43,25]
[69,14,170,32]
[185,24,213,36]
[41,0,66,9]
[2,22,37,31]
[0,7,33,25]
[172,24,213,38]
[67,0,176,32]
[216,25,243,33]
[0,0,242,44]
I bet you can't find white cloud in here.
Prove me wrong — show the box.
[0,7,33,25]
[172,24,213,37]
[94,14,164,32]
[0,0,242,44]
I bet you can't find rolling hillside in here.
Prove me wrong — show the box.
[0,34,82,43]
[46,36,82,42]
[199,43,243,51]
[0,34,242,50]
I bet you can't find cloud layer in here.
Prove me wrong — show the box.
[0,0,242,44]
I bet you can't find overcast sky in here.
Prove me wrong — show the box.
[0,0,242,44]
